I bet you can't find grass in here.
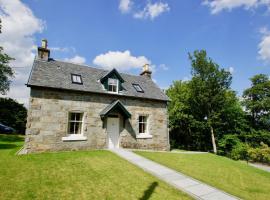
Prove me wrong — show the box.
[134,151,270,200]
[0,134,191,200]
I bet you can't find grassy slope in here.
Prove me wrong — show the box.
[135,151,270,200]
[0,135,191,200]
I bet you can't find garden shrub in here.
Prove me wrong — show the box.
[218,134,241,157]
[230,143,249,161]
[218,134,250,161]
[248,142,270,164]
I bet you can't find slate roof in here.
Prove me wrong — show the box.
[100,100,131,118]
[27,58,169,102]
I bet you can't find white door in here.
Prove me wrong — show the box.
[107,117,120,148]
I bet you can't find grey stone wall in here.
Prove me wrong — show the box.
[24,87,169,153]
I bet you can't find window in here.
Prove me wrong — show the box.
[108,78,118,93]
[133,84,144,93]
[139,116,148,134]
[71,74,82,84]
[68,112,83,134]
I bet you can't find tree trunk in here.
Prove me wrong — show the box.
[210,125,217,154]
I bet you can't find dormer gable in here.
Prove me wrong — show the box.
[100,68,124,93]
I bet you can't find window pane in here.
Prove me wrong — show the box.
[139,116,146,123]
[139,123,145,134]
[113,85,117,92]
[70,113,76,121]
[77,113,82,121]
[108,85,113,91]
[133,84,143,92]
[69,122,75,134]
[74,122,80,134]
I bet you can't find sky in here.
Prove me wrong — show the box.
[0,0,270,106]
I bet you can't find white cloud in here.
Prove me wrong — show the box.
[134,2,170,20]
[159,64,169,70]
[258,28,270,62]
[51,46,76,53]
[119,0,132,13]
[93,50,151,71]
[64,55,86,64]
[203,0,270,14]
[0,0,44,106]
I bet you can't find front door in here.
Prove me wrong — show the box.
[107,117,120,148]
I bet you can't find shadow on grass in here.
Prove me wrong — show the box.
[0,143,18,149]
[0,134,24,142]
[139,182,158,200]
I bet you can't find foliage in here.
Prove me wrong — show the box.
[230,143,249,161]
[0,46,14,95]
[218,134,249,161]
[136,151,270,200]
[0,135,189,200]
[248,142,270,164]
[167,80,211,151]
[243,74,270,130]
[0,98,27,134]
[218,134,241,156]
[167,50,247,152]
[240,129,270,147]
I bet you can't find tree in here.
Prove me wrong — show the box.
[167,50,246,152]
[243,74,270,130]
[188,50,232,153]
[0,98,27,134]
[0,46,14,95]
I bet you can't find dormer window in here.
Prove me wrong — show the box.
[71,74,82,84]
[108,78,118,93]
[133,84,144,93]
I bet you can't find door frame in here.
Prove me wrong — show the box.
[107,117,120,148]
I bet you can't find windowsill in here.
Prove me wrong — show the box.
[108,91,119,94]
[62,134,87,141]
[136,134,152,139]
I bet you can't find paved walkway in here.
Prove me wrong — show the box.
[249,162,270,173]
[111,148,239,200]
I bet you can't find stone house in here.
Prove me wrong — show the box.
[23,40,170,153]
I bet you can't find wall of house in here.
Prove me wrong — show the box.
[24,87,169,153]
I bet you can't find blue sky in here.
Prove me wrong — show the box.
[0,0,270,105]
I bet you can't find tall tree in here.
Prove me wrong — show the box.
[188,50,232,153]
[0,46,14,94]
[0,98,27,134]
[243,74,270,130]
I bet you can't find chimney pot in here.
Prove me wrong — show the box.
[140,64,152,78]
[38,39,50,61]
[41,39,48,49]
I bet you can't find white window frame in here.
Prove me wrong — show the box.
[71,74,82,84]
[108,78,119,93]
[62,111,87,141]
[137,115,152,139]
[133,84,144,93]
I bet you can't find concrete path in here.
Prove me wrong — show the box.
[111,148,239,200]
[249,162,270,173]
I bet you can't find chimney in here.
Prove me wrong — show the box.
[140,64,152,78]
[37,39,50,61]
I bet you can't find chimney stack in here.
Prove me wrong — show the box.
[37,39,50,61]
[140,64,152,78]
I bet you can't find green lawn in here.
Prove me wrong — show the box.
[0,135,191,200]
[134,151,270,200]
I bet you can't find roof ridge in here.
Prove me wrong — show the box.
[44,58,147,79]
